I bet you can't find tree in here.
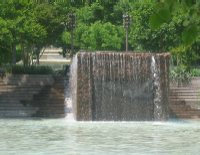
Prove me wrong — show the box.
[0,0,47,66]
[1,0,199,67]
[0,1,66,65]
[149,0,200,46]
[75,22,124,51]
[149,0,200,67]
[0,17,12,64]
[129,1,181,52]
[0,0,22,64]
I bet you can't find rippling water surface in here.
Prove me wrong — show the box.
[0,119,199,155]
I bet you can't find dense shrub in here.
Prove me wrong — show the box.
[170,66,192,87]
[191,68,200,77]
[2,65,54,75]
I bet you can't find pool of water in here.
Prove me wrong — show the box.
[0,119,199,155]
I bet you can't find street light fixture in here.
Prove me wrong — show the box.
[123,13,131,52]
[67,12,76,56]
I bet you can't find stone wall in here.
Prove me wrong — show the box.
[0,74,65,118]
[169,78,200,119]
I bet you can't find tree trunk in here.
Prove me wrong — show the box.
[12,43,16,65]
[36,48,40,65]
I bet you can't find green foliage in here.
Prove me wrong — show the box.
[1,63,69,75]
[0,0,200,70]
[171,45,199,67]
[149,8,171,30]
[82,22,123,50]
[191,68,200,77]
[4,65,54,75]
[0,1,48,65]
[74,22,124,51]
[0,0,66,66]
[149,0,200,46]
[170,65,192,87]
[34,3,64,45]
[76,5,94,24]
[182,25,198,45]
[129,1,179,52]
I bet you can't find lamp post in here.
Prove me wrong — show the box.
[123,13,131,52]
[67,12,76,56]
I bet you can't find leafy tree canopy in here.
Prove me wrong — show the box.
[0,0,200,68]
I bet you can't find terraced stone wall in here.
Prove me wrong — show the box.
[170,78,200,119]
[0,75,65,118]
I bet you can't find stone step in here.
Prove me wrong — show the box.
[169,105,192,111]
[170,99,199,102]
[0,102,31,106]
[0,86,42,93]
[0,75,65,118]
[40,54,65,60]
[0,106,38,110]
[0,108,38,115]
[0,85,43,88]
[188,103,200,109]
[170,96,198,99]
[38,59,70,63]
[170,86,200,89]
[2,75,54,85]
[170,99,199,103]
[0,89,42,94]
[32,100,64,104]
[0,97,34,102]
[170,94,199,97]
[0,102,23,106]
[34,113,65,118]
[37,110,65,115]
[172,110,200,114]
[0,81,4,85]
[174,111,200,116]
[171,111,200,116]
[42,52,62,55]
[33,97,64,101]
[0,104,65,110]
[3,83,51,87]
[170,90,199,93]
[170,91,199,95]
[170,103,200,110]
[2,88,41,92]
[42,48,62,53]
[174,114,200,119]
[170,104,200,112]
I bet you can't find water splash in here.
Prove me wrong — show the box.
[151,55,162,120]
[64,55,78,121]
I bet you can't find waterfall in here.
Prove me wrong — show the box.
[69,52,170,121]
[64,55,78,121]
[151,55,162,120]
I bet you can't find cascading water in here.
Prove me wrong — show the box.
[68,52,170,121]
[151,55,162,120]
[90,53,154,121]
[151,55,169,120]
[64,55,78,121]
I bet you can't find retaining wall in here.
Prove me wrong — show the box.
[169,77,200,119]
[0,74,65,118]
